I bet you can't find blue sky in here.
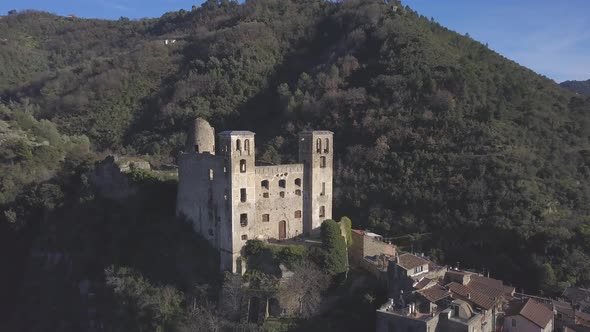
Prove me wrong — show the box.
[1,0,589,82]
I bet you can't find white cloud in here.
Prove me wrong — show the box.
[97,0,131,12]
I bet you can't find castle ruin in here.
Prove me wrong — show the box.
[176,118,333,273]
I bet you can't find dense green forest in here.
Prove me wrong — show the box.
[561,79,590,96]
[2,0,590,330]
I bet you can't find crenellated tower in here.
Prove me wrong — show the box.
[299,131,334,236]
[218,131,256,274]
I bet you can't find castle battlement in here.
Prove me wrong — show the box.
[176,118,333,274]
[254,164,304,175]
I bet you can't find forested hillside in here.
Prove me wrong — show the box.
[2,1,590,329]
[561,79,590,96]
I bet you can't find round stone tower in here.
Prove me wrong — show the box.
[186,118,215,154]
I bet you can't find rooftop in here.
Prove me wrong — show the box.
[418,284,450,302]
[397,253,430,270]
[446,280,499,310]
[506,298,553,328]
[218,130,256,136]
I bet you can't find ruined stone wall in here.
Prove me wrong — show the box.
[186,118,215,154]
[254,164,304,240]
[176,153,233,270]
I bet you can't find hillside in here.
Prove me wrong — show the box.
[561,79,590,96]
[2,0,590,327]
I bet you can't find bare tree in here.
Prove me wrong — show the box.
[218,272,244,321]
[278,261,329,318]
[181,304,220,332]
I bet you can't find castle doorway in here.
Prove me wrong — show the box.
[279,220,286,240]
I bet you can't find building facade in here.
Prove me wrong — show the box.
[176,118,333,273]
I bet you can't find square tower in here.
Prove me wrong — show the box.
[299,131,334,236]
[218,131,256,274]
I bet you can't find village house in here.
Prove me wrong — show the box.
[349,229,396,281]
[377,253,517,332]
[503,298,554,332]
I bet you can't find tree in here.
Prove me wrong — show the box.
[217,273,243,321]
[104,266,184,331]
[320,219,349,280]
[339,216,353,248]
[538,262,557,295]
[278,261,329,318]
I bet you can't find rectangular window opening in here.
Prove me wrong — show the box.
[240,159,247,173]
[320,156,326,168]
[319,206,325,218]
[321,182,326,196]
[240,213,248,227]
[280,191,285,198]
[262,214,270,222]
[263,192,269,198]
[295,210,302,218]
[240,188,247,202]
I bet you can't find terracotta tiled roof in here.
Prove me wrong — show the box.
[418,284,450,303]
[414,278,432,290]
[553,300,574,319]
[447,282,470,297]
[518,299,553,328]
[351,229,364,235]
[397,253,429,270]
[446,279,500,310]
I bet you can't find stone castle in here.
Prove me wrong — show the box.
[176,118,333,273]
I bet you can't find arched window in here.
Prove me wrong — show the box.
[294,178,301,187]
[316,138,322,153]
[236,139,241,151]
[244,139,250,155]
[279,179,286,188]
[261,180,269,190]
[324,138,329,153]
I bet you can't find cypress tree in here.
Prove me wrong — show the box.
[320,219,348,279]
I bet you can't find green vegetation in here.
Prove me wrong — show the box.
[321,219,349,280]
[2,0,590,329]
[340,216,353,248]
[244,239,308,274]
[561,79,590,96]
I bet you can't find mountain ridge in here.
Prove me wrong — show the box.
[2,0,590,298]
[561,79,590,96]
